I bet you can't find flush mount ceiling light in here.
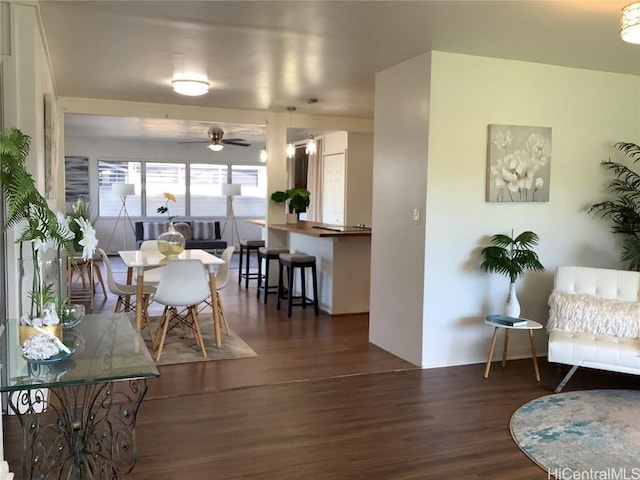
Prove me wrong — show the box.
[305,135,317,155]
[621,2,640,44]
[171,74,210,96]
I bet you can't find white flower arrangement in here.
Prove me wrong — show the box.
[489,129,551,202]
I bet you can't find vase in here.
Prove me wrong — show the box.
[157,221,186,259]
[285,213,298,224]
[505,282,521,318]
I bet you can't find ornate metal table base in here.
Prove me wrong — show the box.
[8,379,148,480]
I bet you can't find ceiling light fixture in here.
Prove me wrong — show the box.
[286,106,296,159]
[171,74,210,96]
[305,135,317,155]
[208,143,224,152]
[621,3,640,44]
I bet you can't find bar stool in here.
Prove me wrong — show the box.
[277,253,319,317]
[257,247,289,304]
[238,239,265,288]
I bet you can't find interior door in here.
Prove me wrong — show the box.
[322,152,345,225]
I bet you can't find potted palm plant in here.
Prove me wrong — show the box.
[589,142,640,270]
[0,127,75,325]
[271,187,311,223]
[480,230,544,317]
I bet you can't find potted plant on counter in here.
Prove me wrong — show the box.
[479,229,544,318]
[271,188,311,224]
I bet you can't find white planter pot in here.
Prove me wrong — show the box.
[505,282,521,318]
[286,213,298,224]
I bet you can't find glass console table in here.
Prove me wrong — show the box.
[0,313,159,479]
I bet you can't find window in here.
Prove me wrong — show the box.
[231,165,267,217]
[96,160,266,218]
[190,163,227,217]
[98,161,141,216]
[146,162,186,218]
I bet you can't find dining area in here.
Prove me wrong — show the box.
[114,245,235,360]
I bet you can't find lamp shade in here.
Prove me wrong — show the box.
[221,184,242,196]
[621,2,640,44]
[112,183,135,196]
[305,135,317,155]
[208,143,224,152]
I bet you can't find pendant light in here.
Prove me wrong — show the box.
[259,147,268,163]
[305,135,317,155]
[286,106,296,159]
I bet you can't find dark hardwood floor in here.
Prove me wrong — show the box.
[4,255,639,479]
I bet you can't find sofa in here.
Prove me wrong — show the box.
[135,220,227,251]
[547,265,640,392]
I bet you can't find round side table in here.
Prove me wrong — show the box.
[483,316,543,381]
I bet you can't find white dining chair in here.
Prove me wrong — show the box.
[140,240,164,284]
[153,259,211,362]
[213,246,235,335]
[95,248,157,345]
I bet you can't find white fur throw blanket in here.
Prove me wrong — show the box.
[547,290,640,338]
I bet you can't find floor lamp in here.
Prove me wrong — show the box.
[221,183,241,248]
[105,183,136,253]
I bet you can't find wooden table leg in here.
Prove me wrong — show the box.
[528,329,541,381]
[501,328,509,368]
[484,327,499,378]
[135,269,144,331]
[208,270,221,348]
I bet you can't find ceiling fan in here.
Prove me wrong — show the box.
[180,128,251,151]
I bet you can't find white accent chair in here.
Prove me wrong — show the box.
[547,265,640,392]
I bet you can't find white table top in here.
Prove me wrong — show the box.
[119,249,224,268]
[484,317,543,330]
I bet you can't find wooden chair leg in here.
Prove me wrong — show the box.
[189,306,207,357]
[114,296,123,313]
[217,293,231,335]
[142,295,156,348]
[155,308,171,362]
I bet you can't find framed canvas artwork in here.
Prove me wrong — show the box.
[486,124,551,202]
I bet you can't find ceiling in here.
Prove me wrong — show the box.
[39,0,640,143]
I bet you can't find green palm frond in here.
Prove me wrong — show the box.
[590,142,640,270]
[480,230,544,283]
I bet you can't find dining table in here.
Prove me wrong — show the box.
[118,249,226,347]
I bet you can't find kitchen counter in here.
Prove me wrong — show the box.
[268,220,372,237]
[266,220,371,314]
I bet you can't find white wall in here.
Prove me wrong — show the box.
[372,50,640,368]
[369,52,431,366]
[345,132,374,227]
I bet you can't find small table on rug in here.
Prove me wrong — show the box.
[118,249,226,347]
[483,315,543,381]
[0,313,159,479]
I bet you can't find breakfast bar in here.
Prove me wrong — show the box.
[267,221,372,315]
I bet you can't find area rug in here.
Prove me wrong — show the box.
[510,389,640,479]
[146,314,257,366]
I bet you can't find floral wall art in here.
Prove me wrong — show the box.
[486,124,551,202]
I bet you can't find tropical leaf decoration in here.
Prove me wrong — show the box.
[270,187,310,213]
[589,142,640,270]
[480,230,544,283]
[0,128,72,251]
[0,127,74,317]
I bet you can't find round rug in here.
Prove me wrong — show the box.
[510,389,640,479]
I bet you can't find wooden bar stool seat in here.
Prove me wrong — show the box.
[277,253,319,317]
[257,247,289,304]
